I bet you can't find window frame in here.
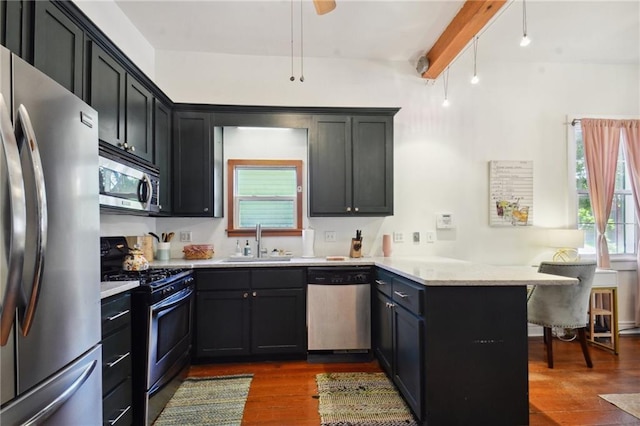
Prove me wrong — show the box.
[227,159,303,237]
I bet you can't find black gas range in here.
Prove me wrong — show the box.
[100,236,195,425]
[100,237,193,303]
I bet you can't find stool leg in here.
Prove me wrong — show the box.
[543,326,554,368]
[577,328,593,368]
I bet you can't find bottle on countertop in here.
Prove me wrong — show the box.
[235,240,242,255]
[243,240,251,257]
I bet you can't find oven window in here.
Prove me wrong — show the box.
[157,300,190,362]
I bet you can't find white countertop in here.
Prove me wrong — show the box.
[150,256,577,287]
[100,280,139,299]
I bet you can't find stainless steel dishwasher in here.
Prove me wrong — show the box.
[307,266,372,356]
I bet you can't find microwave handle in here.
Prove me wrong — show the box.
[138,173,152,204]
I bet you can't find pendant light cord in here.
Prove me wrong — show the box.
[472,36,478,76]
[299,0,304,82]
[522,0,528,37]
[290,0,294,81]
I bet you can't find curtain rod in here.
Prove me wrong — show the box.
[571,119,580,126]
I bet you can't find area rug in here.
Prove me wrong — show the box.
[316,372,418,426]
[599,393,640,419]
[153,374,253,425]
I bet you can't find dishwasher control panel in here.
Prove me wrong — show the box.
[307,267,372,284]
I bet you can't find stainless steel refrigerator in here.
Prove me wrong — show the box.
[0,46,102,424]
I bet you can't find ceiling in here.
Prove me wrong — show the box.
[114,0,640,71]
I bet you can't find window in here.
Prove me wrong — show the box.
[575,123,636,255]
[227,159,303,237]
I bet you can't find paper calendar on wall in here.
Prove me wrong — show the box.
[489,161,533,227]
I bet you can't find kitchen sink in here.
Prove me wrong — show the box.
[223,256,292,262]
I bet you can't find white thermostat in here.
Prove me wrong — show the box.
[436,213,455,229]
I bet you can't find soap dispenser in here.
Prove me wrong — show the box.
[243,240,252,257]
[235,240,242,255]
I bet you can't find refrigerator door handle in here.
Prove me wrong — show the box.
[0,93,26,346]
[14,104,48,338]
[21,359,97,426]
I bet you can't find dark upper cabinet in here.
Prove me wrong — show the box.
[1,0,31,59]
[309,113,394,216]
[33,1,83,97]
[154,99,172,214]
[90,42,125,149]
[125,74,153,162]
[172,111,222,217]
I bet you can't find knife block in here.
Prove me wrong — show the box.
[349,238,362,258]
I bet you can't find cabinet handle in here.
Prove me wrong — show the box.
[354,207,359,212]
[204,207,209,212]
[106,310,129,321]
[108,405,131,425]
[129,146,135,152]
[375,280,387,286]
[243,292,249,298]
[385,302,395,309]
[394,291,409,299]
[346,207,352,212]
[106,352,130,368]
[252,291,257,297]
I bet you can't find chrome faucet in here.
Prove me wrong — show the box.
[256,223,263,258]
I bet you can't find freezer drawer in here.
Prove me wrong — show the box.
[0,344,102,425]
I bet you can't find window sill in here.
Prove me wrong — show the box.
[227,229,302,238]
[578,253,637,271]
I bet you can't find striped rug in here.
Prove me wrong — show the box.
[153,374,253,425]
[599,393,640,419]
[316,372,418,426]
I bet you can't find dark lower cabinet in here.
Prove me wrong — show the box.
[195,268,306,359]
[373,268,529,426]
[101,292,133,426]
[33,1,83,97]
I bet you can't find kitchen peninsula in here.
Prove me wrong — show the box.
[149,255,575,425]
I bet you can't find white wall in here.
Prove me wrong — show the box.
[72,0,155,80]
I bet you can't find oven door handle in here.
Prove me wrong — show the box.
[152,286,193,312]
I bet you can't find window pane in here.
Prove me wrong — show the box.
[236,168,296,196]
[238,199,295,228]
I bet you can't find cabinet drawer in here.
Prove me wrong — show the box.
[392,277,424,316]
[197,269,250,291]
[102,325,131,396]
[103,377,133,426]
[375,270,394,297]
[101,293,131,337]
[252,268,304,289]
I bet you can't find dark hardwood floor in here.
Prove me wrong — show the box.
[188,336,640,425]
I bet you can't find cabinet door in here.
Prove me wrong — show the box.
[33,1,83,97]
[352,115,393,215]
[154,99,172,214]
[393,305,423,420]
[373,290,393,375]
[172,111,214,216]
[309,115,352,216]
[125,74,153,162]
[1,0,28,58]
[251,288,306,354]
[90,43,125,148]
[196,290,250,357]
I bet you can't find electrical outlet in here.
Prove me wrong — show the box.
[426,231,436,243]
[180,231,192,242]
[413,232,420,243]
[393,232,404,243]
[325,231,337,242]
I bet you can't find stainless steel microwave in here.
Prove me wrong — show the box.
[99,153,160,214]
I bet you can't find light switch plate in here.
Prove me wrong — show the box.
[180,231,192,242]
[393,232,404,243]
[413,232,420,243]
